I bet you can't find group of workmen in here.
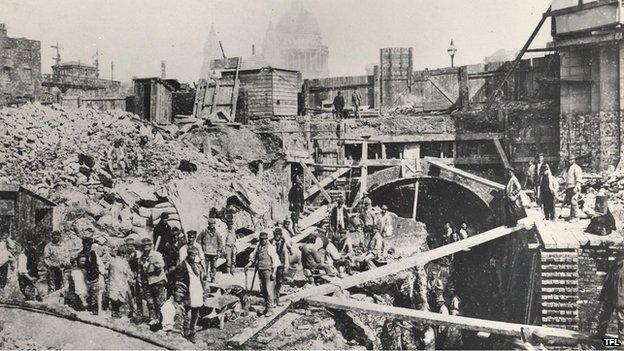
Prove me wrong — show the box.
[504,153,583,226]
[332,90,362,119]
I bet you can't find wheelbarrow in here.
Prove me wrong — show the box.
[201,284,243,329]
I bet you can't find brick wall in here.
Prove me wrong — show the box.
[577,247,620,334]
[559,44,622,170]
[0,24,41,105]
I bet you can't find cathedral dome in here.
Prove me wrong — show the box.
[274,2,324,50]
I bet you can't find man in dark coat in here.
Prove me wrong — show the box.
[288,178,304,234]
[595,254,624,339]
[333,91,345,118]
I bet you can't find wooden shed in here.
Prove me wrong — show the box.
[225,67,301,121]
[0,184,55,245]
[132,77,175,125]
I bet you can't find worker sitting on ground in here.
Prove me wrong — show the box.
[246,232,281,316]
[331,228,354,257]
[198,218,222,283]
[321,234,351,278]
[174,245,205,343]
[300,237,335,284]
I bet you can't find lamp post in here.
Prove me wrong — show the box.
[447,39,457,68]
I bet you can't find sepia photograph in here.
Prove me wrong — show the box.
[0,0,623,349]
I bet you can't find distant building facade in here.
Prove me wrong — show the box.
[262,2,329,79]
[0,23,42,105]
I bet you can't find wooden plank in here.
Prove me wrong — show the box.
[304,167,351,200]
[226,302,291,348]
[286,218,534,301]
[306,296,590,344]
[534,220,558,249]
[298,205,330,230]
[426,158,506,190]
[411,181,419,220]
[300,162,332,203]
[493,138,512,169]
[342,132,505,144]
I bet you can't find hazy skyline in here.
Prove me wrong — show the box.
[1,0,552,83]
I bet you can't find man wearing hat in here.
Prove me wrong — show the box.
[199,219,222,282]
[379,204,393,237]
[247,232,281,316]
[564,155,583,221]
[533,153,547,204]
[281,218,294,239]
[124,235,144,321]
[74,237,103,315]
[43,231,70,293]
[435,294,450,348]
[271,228,293,306]
[330,198,349,233]
[288,177,304,235]
[224,220,238,275]
[504,167,523,227]
[139,237,167,325]
[173,245,205,342]
[178,231,205,272]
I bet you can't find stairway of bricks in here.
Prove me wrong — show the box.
[539,249,580,331]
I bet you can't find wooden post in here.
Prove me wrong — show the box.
[381,143,387,159]
[412,180,419,220]
[360,140,369,198]
[373,65,381,109]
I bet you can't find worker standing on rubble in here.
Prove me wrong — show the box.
[107,138,127,180]
[564,155,583,221]
[504,167,523,227]
[329,198,349,233]
[288,177,304,234]
[458,223,469,240]
[595,253,624,340]
[198,219,222,282]
[153,213,173,255]
[271,228,292,306]
[139,237,168,326]
[281,218,294,239]
[247,232,281,316]
[333,91,345,118]
[351,90,362,118]
[124,236,144,321]
[108,246,133,318]
[16,244,40,301]
[174,245,205,343]
[378,205,393,237]
[538,163,559,221]
[43,231,70,293]
[224,219,237,275]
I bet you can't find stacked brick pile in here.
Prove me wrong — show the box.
[540,250,580,330]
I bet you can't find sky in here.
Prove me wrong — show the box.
[1,0,552,83]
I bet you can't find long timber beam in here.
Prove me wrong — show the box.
[306,296,590,344]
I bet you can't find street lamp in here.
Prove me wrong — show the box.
[447,39,457,68]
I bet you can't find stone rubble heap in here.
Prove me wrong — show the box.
[0,103,281,241]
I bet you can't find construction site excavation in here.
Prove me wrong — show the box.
[4,0,624,349]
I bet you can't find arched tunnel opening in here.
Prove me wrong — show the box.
[368,177,496,235]
[365,177,534,349]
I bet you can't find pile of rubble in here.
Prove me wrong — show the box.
[0,103,285,242]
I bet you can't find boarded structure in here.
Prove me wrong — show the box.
[132,77,174,125]
[0,185,55,245]
[228,67,300,121]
